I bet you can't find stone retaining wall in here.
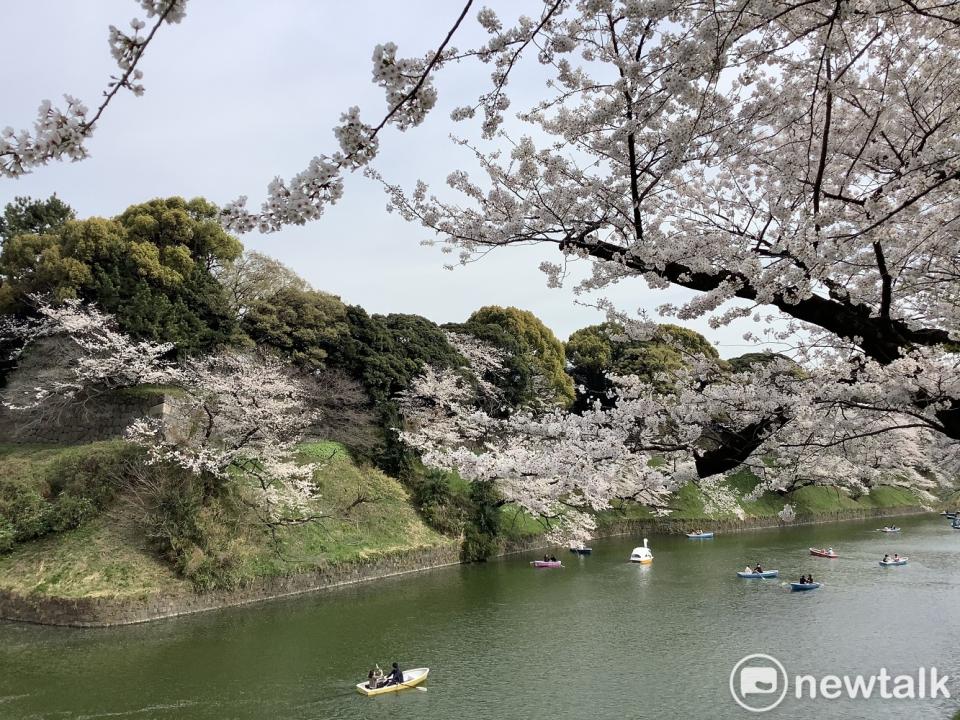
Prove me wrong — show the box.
[593,505,934,538]
[0,543,460,627]
[0,393,166,445]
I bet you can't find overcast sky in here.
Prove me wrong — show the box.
[3,1,771,357]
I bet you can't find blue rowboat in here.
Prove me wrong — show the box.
[879,558,908,566]
[879,527,901,533]
[737,570,779,579]
[686,532,714,539]
[790,582,822,591]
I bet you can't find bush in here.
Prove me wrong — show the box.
[460,481,503,562]
[409,467,470,536]
[129,463,244,591]
[0,442,138,552]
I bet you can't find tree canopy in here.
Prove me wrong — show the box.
[242,287,351,369]
[0,196,241,353]
[216,250,309,318]
[449,305,574,409]
[0,195,74,244]
[566,322,717,405]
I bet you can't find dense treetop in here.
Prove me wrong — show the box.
[0,196,240,353]
[0,195,74,244]
[448,305,575,409]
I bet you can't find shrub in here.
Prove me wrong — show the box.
[0,442,138,552]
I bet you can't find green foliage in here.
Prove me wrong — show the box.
[451,305,575,408]
[335,308,464,405]
[242,287,351,368]
[0,442,137,552]
[0,195,75,244]
[0,196,241,354]
[407,466,470,536]
[215,250,310,317]
[566,322,718,407]
[460,481,503,562]
[726,352,805,378]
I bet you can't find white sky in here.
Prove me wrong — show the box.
[3,0,770,357]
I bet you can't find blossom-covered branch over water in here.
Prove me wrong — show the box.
[5,1,959,538]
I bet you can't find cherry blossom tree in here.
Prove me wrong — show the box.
[401,340,953,539]
[125,352,322,524]
[0,297,175,410]
[7,1,960,520]
[381,1,960,481]
[1,299,322,523]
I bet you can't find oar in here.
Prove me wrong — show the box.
[397,678,428,692]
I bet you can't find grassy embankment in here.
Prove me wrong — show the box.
[0,441,931,598]
[0,441,450,600]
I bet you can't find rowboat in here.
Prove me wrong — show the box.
[356,668,429,696]
[941,511,957,518]
[569,546,592,555]
[629,538,654,564]
[737,570,779,579]
[809,548,838,558]
[879,526,901,533]
[790,582,822,591]
[879,558,908,566]
[686,532,714,539]
[531,560,563,568]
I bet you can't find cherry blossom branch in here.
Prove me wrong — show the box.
[1,0,187,178]
[219,0,475,234]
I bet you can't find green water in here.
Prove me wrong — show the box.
[1,515,958,719]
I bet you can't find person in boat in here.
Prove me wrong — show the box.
[543,554,550,562]
[384,662,404,687]
[744,565,753,574]
[371,664,384,688]
[883,554,890,563]
[893,553,900,561]
[549,555,558,562]
[798,575,807,584]
[367,669,377,689]
[826,547,834,555]
[807,574,814,584]
[753,563,763,573]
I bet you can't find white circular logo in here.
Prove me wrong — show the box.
[729,653,789,713]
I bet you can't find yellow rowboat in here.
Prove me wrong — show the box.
[356,668,429,696]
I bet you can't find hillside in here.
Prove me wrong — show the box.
[0,441,451,600]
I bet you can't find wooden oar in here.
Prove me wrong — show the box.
[397,678,428,692]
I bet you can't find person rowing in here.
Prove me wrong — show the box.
[383,662,404,687]
[753,562,763,573]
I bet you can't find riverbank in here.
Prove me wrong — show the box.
[0,439,942,627]
[0,504,935,627]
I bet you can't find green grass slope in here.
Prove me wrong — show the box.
[0,440,451,599]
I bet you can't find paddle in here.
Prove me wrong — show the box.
[396,678,428,692]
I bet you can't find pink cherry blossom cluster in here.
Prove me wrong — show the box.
[1,0,186,178]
